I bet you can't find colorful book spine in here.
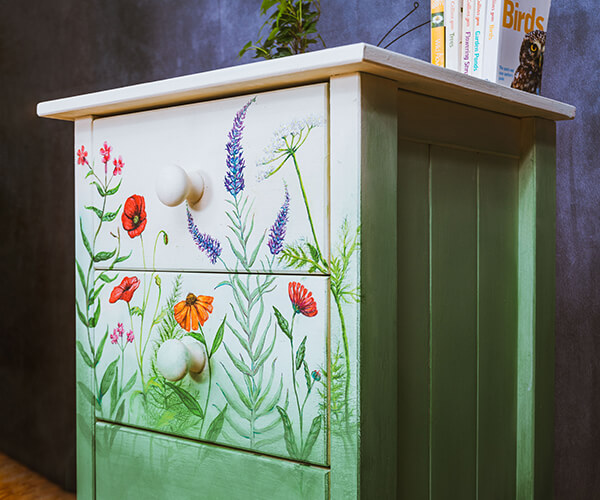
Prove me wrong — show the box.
[461,0,474,74]
[482,0,500,80]
[431,0,446,67]
[445,0,463,71]
[472,0,487,77]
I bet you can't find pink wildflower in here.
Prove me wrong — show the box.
[100,141,112,164]
[76,146,88,166]
[126,330,134,343]
[112,155,124,176]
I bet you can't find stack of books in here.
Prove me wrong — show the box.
[431,0,551,87]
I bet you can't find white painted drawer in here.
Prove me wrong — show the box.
[87,84,328,275]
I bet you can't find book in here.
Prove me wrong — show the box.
[431,0,445,67]
[461,0,475,74]
[482,0,551,85]
[472,0,487,78]
[445,0,463,71]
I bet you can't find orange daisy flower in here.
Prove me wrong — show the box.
[174,293,214,331]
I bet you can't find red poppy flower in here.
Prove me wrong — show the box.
[173,293,214,331]
[109,276,140,303]
[122,195,147,238]
[76,146,88,166]
[288,282,318,317]
[100,141,112,163]
[113,155,124,176]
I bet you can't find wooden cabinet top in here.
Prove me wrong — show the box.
[37,43,575,122]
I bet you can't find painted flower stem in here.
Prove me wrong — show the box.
[288,313,304,450]
[333,291,351,427]
[198,324,213,437]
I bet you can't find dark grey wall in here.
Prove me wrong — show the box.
[0,0,596,496]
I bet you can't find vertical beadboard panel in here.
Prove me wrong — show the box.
[517,118,556,500]
[477,153,519,499]
[74,117,95,500]
[397,139,431,499]
[430,146,478,499]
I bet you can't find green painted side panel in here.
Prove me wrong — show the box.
[397,139,430,499]
[477,154,519,499]
[430,146,478,500]
[95,423,328,500]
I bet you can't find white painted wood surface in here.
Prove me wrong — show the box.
[37,43,575,122]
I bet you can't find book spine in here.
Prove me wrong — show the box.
[461,0,474,74]
[431,0,445,67]
[482,0,501,81]
[445,0,463,71]
[472,0,487,78]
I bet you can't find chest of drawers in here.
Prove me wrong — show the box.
[38,43,574,499]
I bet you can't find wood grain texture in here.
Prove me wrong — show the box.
[95,423,328,500]
[396,139,430,499]
[37,44,575,122]
[359,73,399,499]
[430,146,478,499]
[517,118,556,500]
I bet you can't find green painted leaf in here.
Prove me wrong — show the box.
[210,316,227,357]
[187,330,207,348]
[80,218,93,259]
[76,261,87,293]
[295,336,307,371]
[97,272,118,283]
[114,251,132,264]
[151,309,167,327]
[95,328,109,366]
[273,306,291,339]
[89,301,101,328]
[85,205,103,219]
[115,400,125,422]
[122,371,137,393]
[254,327,277,371]
[102,205,121,222]
[89,283,105,305]
[76,341,93,368]
[93,182,106,197]
[307,242,321,264]
[276,405,299,458]
[165,382,204,419]
[223,343,254,376]
[205,405,228,442]
[100,359,118,398]
[77,382,96,407]
[93,248,116,263]
[301,415,322,460]
[303,360,311,390]
[217,383,251,420]
[226,236,247,267]
[75,300,88,327]
[221,364,253,410]
[130,306,143,317]
[248,232,266,268]
[105,179,122,196]
[110,366,119,416]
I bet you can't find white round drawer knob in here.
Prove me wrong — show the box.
[181,336,207,374]
[156,339,190,381]
[155,165,205,207]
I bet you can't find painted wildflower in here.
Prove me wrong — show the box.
[267,184,290,256]
[76,146,88,166]
[109,276,140,303]
[311,369,322,382]
[112,155,124,176]
[224,97,256,196]
[100,141,112,164]
[174,293,214,331]
[288,281,318,317]
[186,207,222,264]
[110,322,134,346]
[122,195,147,238]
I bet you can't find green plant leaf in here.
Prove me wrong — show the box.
[76,261,87,293]
[295,336,306,371]
[221,364,253,410]
[102,205,121,222]
[95,328,109,366]
[80,218,93,259]
[110,366,119,416]
[248,232,266,268]
[210,316,227,357]
[89,301,101,328]
[122,371,137,393]
[76,341,93,368]
[301,414,322,460]
[114,251,132,264]
[303,360,311,390]
[165,382,204,419]
[273,306,291,339]
[89,283,105,305]
[75,300,88,327]
[276,405,299,458]
[97,272,118,283]
[187,330,207,348]
[84,205,103,219]
[115,400,125,421]
[205,405,228,442]
[105,179,122,196]
[223,343,254,377]
[93,182,106,197]
[130,306,143,317]
[94,248,116,263]
[100,359,118,398]
[77,382,96,407]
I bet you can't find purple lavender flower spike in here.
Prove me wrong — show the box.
[186,207,222,264]
[224,97,256,197]
[267,184,290,256]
